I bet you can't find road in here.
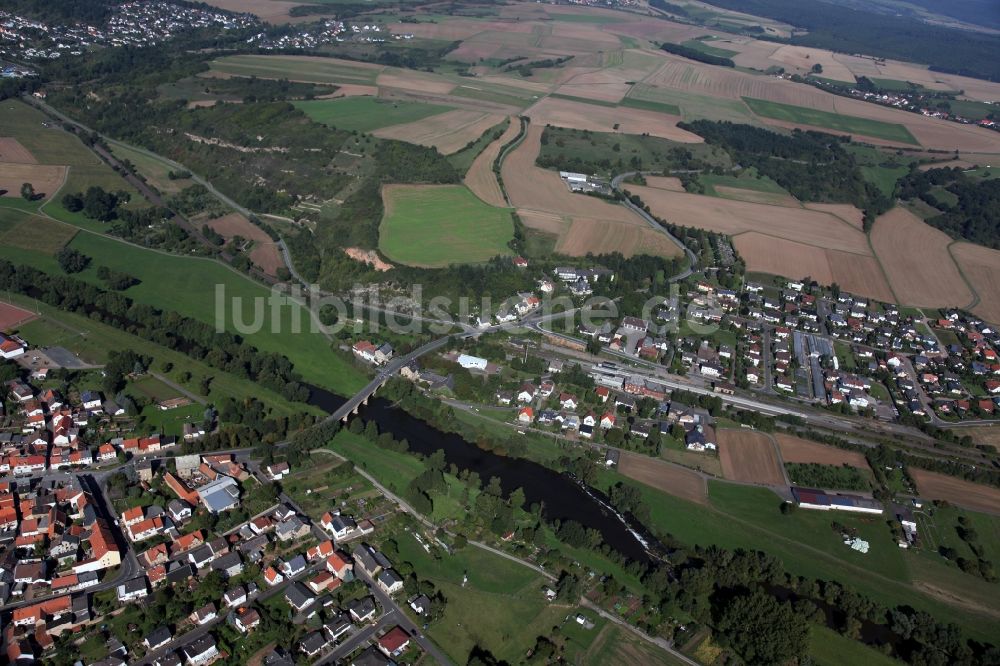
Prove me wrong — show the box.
[611,170,697,282]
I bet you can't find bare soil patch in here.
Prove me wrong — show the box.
[870,208,973,308]
[377,71,455,95]
[717,429,786,486]
[714,185,799,207]
[643,175,684,191]
[0,137,37,163]
[950,242,1000,326]
[909,467,1000,515]
[523,96,702,142]
[0,301,37,330]
[206,212,284,276]
[773,433,870,470]
[803,202,865,229]
[464,117,519,207]
[0,163,67,200]
[344,247,393,272]
[321,84,378,98]
[374,110,505,155]
[618,450,708,504]
[770,45,855,82]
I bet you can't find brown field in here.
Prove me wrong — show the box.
[627,185,870,253]
[643,175,684,191]
[0,137,37,163]
[803,202,865,229]
[464,117,519,207]
[617,450,708,504]
[523,96,702,142]
[201,0,314,24]
[554,69,631,103]
[376,71,455,95]
[824,249,898,304]
[0,301,37,330]
[717,429,787,486]
[714,185,799,207]
[909,467,1000,516]
[950,243,1000,326]
[206,213,284,276]
[321,84,378,98]
[373,110,505,155]
[773,433,870,469]
[0,163,67,199]
[555,216,681,258]
[769,45,855,82]
[870,208,973,308]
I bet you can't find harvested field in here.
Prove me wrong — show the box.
[374,110,505,155]
[556,216,681,258]
[909,468,1000,515]
[870,208,973,308]
[803,203,865,229]
[773,433,870,470]
[523,96,702,142]
[322,84,378,98]
[0,163,66,199]
[503,125,639,222]
[717,429,786,486]
[617,450,707,504]
[769,45,855,82]
[626,185,870,254]
[377,71,455,95]
[515,209,566,235]
[0,301,37,330]
[643,175,684,191]
[950,243,1000,326]
[0,137,37,163]
[464,116,519,207]
[824,249,897,304]
[206,213,284,276]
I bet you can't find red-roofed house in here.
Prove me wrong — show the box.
[378,626,411,657]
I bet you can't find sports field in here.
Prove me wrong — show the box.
[379,184,514,267]
[743,97,919,145]
[293,97,452,133]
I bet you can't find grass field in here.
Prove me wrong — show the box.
[209,55,380,85]
[110,142,191,195]
[627,84,755,124]
[808,626,901,666]
[379,184,514,267]
[293,97,452,133]
[393,529,565,664]
[862,164,909,197]
[593,469,999,642]
[681,38,739,59]
[136,401,205,435]
[0,208,77,253]
[617,96,681,116]
[742,97,920,145]
[450,82,538,109]
[0,218,365,395]
[9,295,311,416]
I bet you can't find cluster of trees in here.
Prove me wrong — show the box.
[939,514,997,582]
[896,167,1000,247]
[677,120,892,226]
[0,259,312,404]
[506,55,573,77]
[784,462,871,491]
[61,185,129,222]
[56,247,90,274]
[660,42,735,67]
[96,265,139,290]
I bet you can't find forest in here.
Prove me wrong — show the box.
[678,120,892,225]
[697,0,1000,81]
[896,167,1000,247]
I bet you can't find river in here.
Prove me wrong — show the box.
[307,385,653,563]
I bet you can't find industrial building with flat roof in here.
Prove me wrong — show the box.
[791,487,883,515]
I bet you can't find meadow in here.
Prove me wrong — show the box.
[743,97,919,145]
[379,184,514,267]
[293,97,452,133]
[208,54,380,85]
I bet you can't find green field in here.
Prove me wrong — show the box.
[627,84,754,123]
[0,100,144,208]
[618,96,681,116]
[110,142,191,195]
[681,38,739,59]
[861,164,908,197]
[742,97,920,145]
[0,208,77,253]
[379,184,514,267]
[697,170,790,198]
[209,55,380,85]
[10,296,311,416]
[393,529,567,664]
[447,117,510,173]
[808,626,901,666]
[293,97,452,133]
[450,81,538,109]
[0,214,366,395]
[594,469,999,642]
